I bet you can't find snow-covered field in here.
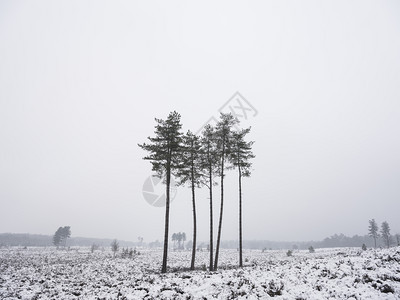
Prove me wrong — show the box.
[1,247,399,299]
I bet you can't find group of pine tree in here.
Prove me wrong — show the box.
[172,232,186,250]
[368,219,396,248]
[139,111,254,273]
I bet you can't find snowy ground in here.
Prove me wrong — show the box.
[1,246,399,299]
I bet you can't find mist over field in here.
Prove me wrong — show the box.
[2,1,400,298]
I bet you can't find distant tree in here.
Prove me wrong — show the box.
[176,232,182,249]
[396,234,400,246]
[368,219,379,248]
[308,246,315,253]
[214,113,239,270]
[111,239,119,257]
[53,228,62,248]
[138,111,183,273]
[286,250,293,256]
[52,226,71,249]
[172,233,177,249]
[380,221,391,248]
[60,226,71,248]
[200,124,219,271]
[182,232,186,249]
[230,127,254,267]
[175,232,185,249]
[362,243,367,251]
[176,131,203,270]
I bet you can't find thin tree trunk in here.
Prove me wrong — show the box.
[191,179,196,270]
[209,165,214,271]
[161,167,171,273]
[238,165,243,267]
[206,141,214,271]
[214,151,225,270]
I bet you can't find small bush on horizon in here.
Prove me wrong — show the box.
[121,247,136,258]
[362,243,367,251]
[286,250,293,257]
[308,246,315,253]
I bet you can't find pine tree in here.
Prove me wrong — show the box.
[381,221,391,248]
[230,127,254,267]
[53,227,62,248]
[138,111,183,273]
[172,233,177,250]
[176,131,203,270]
[368,219,379,248]
[111,239,119,258]
[177,232,182,249]
[182,232,186,249]
[61,226,71,248]
[214,113,238,270]
[200,124,219,271]
[53,226,71,249]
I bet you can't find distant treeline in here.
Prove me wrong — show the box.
[220,234,380,250]
[2,232,397,249]
[0,233,138,248]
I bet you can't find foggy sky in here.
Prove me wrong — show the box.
[1,1,400,244]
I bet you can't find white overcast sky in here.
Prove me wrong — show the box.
[1,1,400,243]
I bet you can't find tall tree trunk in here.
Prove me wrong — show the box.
[191,179,197,270]
[238,165,243,267]
[161,167,171,273]
[209,165,214,271]
[214,151,225,270]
